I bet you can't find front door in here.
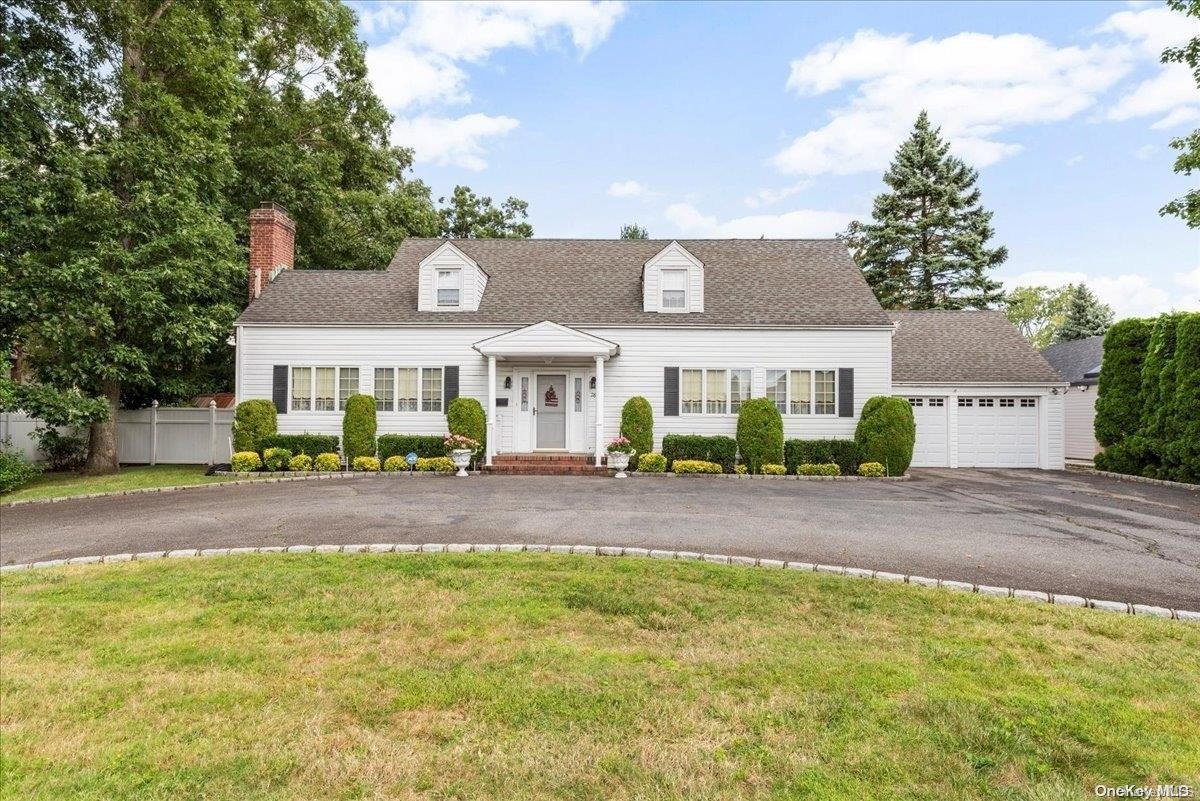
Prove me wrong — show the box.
[536,374,567,449]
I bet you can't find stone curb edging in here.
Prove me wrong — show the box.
[1,543,1194,624]
[630,473,910,481]
[212,469,473,478]
[1066,464,1199,492]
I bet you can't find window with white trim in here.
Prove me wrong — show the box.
[1020,398,1037,408]
[681,369,703,414]
[396,368,418,411]
[706,369,728,414]
[766,370,787,414]
[436,269,461,307]
[338,368,359,410]
[730,370,751,413]
[291,367,312,411]
[768,369,837,415]
[315,367,336,411]
[908,398,923,407]
[999,398,1014,407]
[374,368,394,411]
[288,366,354,412]
[929,397,945,407]
[421,367,443,412]
[978,398,994,407]
[958,397,972,407]
[680,368,742,414]
[660,269,687,309]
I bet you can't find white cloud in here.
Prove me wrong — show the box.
[1007,269,1199,319]
[1135,144,1156,160]
[390,113,519,170]
[608,180,652,198]
[743,181,809,209]
[1095,5,1200,58]
[365,41,469,110]
[1066,154,1084,166]
[664,202,855,238]
[775,30,1132,177]
[353,4,407,38]
[1098,5,1200,128]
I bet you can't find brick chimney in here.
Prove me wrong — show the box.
[248,202,295,301]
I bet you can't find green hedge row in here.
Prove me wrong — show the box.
[1095,312,1199,483]
[259,433,339,457]
[784,439,861,475]
[661,434,737,473]
[377,434,446,461]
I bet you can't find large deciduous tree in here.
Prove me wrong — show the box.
[438,185,533,239]
[1160,0,1200,228]
[619,223,649,239]
[1053,283,1114,343]
[1002,285,1069,350]
[842,111,1007,310]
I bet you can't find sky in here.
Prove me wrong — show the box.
[348,0,1200,318]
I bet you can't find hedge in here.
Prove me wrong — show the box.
[377,435,446,461]
[342,394,377,462]
[857,462,885,477]
[288,454,313,471]
[231,399,276,453]
[661,434,737,473]
[1164,314,1200,483]
[447,397,486,463]
[263,447,292,472]
[672,459,723,474]
[1095,318,1154,447]
[796,463,840,476]
[637,452,666,473]
[259,433,339,457]
[620,396,653,471]
[314,453,341,472]
[784,439,861,475]
[352,456,380,472]
[736,397,784,474]
[383,455,407,472]
[230,451,262,472]
[762,463,786,475]
[415,456,455,473]
[854,396,915,476]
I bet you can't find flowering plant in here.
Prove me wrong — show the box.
[444,433,481,454]
[606,435,635,454]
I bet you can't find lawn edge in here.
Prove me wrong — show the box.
[1,544,1194,624]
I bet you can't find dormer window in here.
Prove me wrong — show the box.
[436,269,462,307]
[660,269,687,310]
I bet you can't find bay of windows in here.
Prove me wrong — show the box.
[293,366,440,413]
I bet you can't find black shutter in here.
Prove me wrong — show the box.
[664,367,679,417]
[838,368,854,418]
[443,365,459,408]
[272,365,288,414]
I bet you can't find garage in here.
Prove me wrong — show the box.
[956,396,1039,468]
[907,397,949,467]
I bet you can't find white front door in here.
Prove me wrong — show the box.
[535,374,567,449]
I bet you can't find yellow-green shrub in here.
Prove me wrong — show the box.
[263,447,292,471]
[383,455,408,472]
[352,456,380,472]
[762,463,786,475]
[797,463,840,476]
[637,452,666,473]
[857,461,885,477]
[230,451,262,472]
[415,456,455,473]
[288,454,313,471]
[672,459,722,474]
[734,464,748,475]
[314,452,341,472]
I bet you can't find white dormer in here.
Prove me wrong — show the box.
[417,242,488,312]
[643,241,703,313]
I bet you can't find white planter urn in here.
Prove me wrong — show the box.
[450,449,473,477]
[607,450,631,478]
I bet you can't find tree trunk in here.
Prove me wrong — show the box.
[83,379,121,475]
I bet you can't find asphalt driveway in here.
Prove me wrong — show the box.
[2,469,1198,608]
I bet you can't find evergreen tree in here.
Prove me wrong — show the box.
[619,223,648,239]
[842,111,1006,309]
[1053,284,1114,343]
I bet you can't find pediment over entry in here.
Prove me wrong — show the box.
[472,321,619,360]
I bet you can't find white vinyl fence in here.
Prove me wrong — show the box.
[2,402,234,465]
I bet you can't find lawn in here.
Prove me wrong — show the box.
[0,464,253,503]
[1,554,1197,800]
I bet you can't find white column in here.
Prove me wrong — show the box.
[150,400,159,466]
[208,400,217,466]
[594,356,605,466]
[486,355,497,466]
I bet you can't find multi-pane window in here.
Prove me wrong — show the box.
[908,398,923,407]
[315,367,336,411]
[978,398,995,408]
[789,370,812,415]
[396,368,418,412]
[338,368,359,410]
[291,367,312,411]
[574,377,583,413]
[1020,398,1037,408]
[929,398,945,407]
[374,368,394,411]
[730,370,751,413]
[999,398,1015,408]
[705,369,728,414]
[421,367,443,412]
[814,370,835,415]
[958,397,973,407]
[766,370,787,414]
[660,269,687,309]
[681,369,704,414]
[436,269,461,307]
[520,376,529,411]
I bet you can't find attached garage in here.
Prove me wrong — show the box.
[890,311,1067,470]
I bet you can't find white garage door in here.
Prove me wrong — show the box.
[957,397,1039,468]
[907,397,949,467]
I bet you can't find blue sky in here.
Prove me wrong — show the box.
[350,1,1199,318]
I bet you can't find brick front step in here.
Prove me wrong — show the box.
[483,463,610,476]
[492,452,596,463]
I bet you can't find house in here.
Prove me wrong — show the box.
[233,203,1066,470]
[1041,336,1104,462]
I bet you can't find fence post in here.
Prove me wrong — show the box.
[209,400,217,466]
[150,400,159,466]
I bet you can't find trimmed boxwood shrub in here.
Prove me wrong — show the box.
[857,461,885,477]
[415,456,455,473]
[736,397,783,474]
[620,396,653,471]
[314,452,341,472]
[263,447,292,471]
[762,463,786,475]
[447,396,487,460]
[342,394,377,462]
[1095,318,1153,447]
[383,455,407,472]
[377,434,445,461]
[259,433,339,458]
[661,434,737,473]
[288,454,313,471]
[637,452,666,473]
[672,459,722,474]
[797,463,840,476]
[784,438,861,475]
[232,399,277,453]
[854,396,915,476]
[352,456,380,472]
[231,451,262,472]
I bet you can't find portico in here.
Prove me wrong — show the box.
[473,322,620,467]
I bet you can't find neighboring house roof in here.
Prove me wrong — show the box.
[236,239,893,327]
[1040,336,1104,386]
[889,310,1064,384]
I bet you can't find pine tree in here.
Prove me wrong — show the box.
[1053,284,1114,343]
[619,223,649,239]
[842,111,1007,309]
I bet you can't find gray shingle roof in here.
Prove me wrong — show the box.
[1040,336,1104,385]
[890,310,1064,384]
[236,238,892,327]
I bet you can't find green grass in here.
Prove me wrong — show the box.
[1,554,1197,800]
[1,464,254,503]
